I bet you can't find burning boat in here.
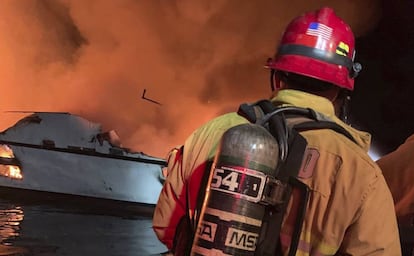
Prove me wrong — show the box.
[0,112,166,206]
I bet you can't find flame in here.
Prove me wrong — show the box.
[0,145,22,180]
[0,1,382,158]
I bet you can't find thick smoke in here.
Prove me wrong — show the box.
[0,0,381,158]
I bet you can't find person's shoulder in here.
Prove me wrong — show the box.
[333,130,384,179]
[186,112,248,144]
[199,112,248,130]
[304,129,380,173]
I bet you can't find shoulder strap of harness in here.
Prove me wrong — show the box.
[238,99,357,144]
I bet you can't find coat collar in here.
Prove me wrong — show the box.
[270,89,372,152]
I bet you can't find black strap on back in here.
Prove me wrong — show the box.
[293,121,357,144]
[255,128,309,256]
[238,99,357,144]
[238,99,357,256]
[174,161,214,255]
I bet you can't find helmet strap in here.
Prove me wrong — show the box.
[270,69,276,91]
[338,90,352,124]
[270,70,286,92]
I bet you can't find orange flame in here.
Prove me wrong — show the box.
[0,145,22,180]
[0,1,381,158]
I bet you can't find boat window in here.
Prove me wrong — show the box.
[42,140,55,148]
[0,145,22,180]
[16,115,42,125]
[109,147,124,156]
[96,131,122,147]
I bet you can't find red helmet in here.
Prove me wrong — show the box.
[267,7,361,90]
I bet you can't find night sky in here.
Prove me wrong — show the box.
[350,0,414,157]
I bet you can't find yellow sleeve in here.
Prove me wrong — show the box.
[152,145,186,249]
[152,113,248,250]
[377,134,414,218]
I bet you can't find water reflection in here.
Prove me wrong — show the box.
[0,205,23,241]
[0,197,167,256]
[0,201,28,254]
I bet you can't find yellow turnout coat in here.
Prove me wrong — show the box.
[153,89,401,255]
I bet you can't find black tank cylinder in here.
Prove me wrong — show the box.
[191,123,279,255]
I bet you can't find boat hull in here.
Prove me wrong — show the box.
[0,145,165,205]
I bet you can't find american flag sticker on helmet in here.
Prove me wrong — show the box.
[306,22,333,41]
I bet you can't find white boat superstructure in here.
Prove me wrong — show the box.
[0,112,166,205]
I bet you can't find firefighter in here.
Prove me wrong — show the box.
[377,133,414,255]
[153,7,401,255]
[377,134,414,219]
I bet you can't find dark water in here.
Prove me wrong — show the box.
[0,191,168,256]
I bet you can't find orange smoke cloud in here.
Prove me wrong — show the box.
[0,0,381,158]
